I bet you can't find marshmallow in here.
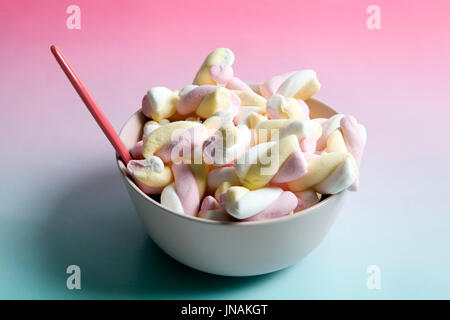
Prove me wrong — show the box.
[198,196,233,221]
[127,156,173,194]
[225,77,253,92]
[261,70,321,100]
[266,94,309,120]
[177,85,215,115]
[340,115,366,191]
[202,115,224,136]
[287,152,358,194]
[209,64,234,86]
[270,149,307,184]
[203,124,251,166]
[340,115,366,166]
[130,121,164,159]
[130,140,144,159]
[235,106,264,125]
[143,120,161,138]
[207,166,241,192]
[314,156,357,194]
[193,48,253,92]
[142,87,179,121]
[316,114,345,151]
[177,86,241,120]
[142,121,205,163]
[235,134,306,189]
[233,90,267,113]
[161,163,208,216]
[242,112,268,129]
[293,190,320,212]
[160,183,184,214]
[254,119,322,153]
[219,186,297,221]
[196,87,240,119]
[315,114,366,191]
[193,48,235,85]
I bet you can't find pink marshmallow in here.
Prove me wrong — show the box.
[177,85,217,115]
[226,77,253,92]
[209,65,234,86]
[127,160,164,194]
[245,191,297,221]
[130,140,144,160]
[260,71,296,98]
[155,126,204,163]
[294,190,320,212]
[340,115,365,192]
[271,150,307,184]
[200,195,222,214]
[299,136,317,153]
[340,115,364,165]
[172,163,200,216]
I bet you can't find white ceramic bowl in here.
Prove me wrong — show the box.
[117,97,346,276]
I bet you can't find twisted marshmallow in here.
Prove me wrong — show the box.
[142,87,179,121]
[130,120,161,159]
[287,152,358,194]
[254,119,322,153]
[234,134,307,189]
[127,156,173,194]
[202,123,251,166]
[142,121,205,163]
[266,94,310,120]
[207,166,241,193]
[160,163,208,216]
[316,114,366,190]
[177,85,241,120]
[260,70,321,100]
[198,196,233,221]
[193,48,253,92]
[219,186,297,221]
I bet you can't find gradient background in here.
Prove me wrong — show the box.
[1,0,449,299]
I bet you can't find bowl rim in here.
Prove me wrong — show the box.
[116,97,344,227]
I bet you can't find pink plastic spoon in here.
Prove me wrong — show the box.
[50,45,132,164]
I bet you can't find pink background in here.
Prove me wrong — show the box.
[1,0,449,298]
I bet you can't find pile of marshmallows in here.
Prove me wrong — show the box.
[126,48,366,222]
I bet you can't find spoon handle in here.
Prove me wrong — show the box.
[51,45,132,164]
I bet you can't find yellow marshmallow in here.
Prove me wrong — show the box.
[287,152,357,192]
[146,89,179,121]
[293,77,321,100]
[133,166,173,188]
[142,121,201,158]
[245,112,268,129]
[189,163,209,200]
[255,119,293,143]
[193,48,234,85]
[277,97,304,119]
[255,119,322,143]
[236,134,299,190]
[325,130,359,174]
[196,87,232,119]
[214,181,235,201]
[234,90,267,112]
[203,116,222,136]
[326,130,348,153]
[216,123,239,148]
[223,186,249,203]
